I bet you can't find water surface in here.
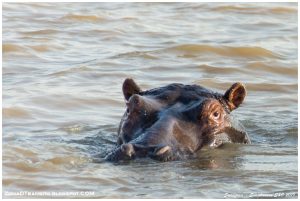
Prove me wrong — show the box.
[2,2,298,199]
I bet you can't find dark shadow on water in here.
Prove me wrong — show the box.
[64,125,118,160]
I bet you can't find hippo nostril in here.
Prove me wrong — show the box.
[121,143,135,157]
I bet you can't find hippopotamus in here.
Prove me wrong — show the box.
[105,78,250,162]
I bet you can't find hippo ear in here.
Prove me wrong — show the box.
[122,78,141,100]
[224,82,246,111]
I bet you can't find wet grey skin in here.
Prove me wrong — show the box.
[105,78,250,162]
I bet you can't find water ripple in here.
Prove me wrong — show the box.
[160,44,281,59]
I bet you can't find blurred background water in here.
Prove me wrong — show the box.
[2,2,298,198]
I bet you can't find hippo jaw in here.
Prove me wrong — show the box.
[105,78,249,162]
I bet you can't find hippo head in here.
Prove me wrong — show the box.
[105,78,250,162]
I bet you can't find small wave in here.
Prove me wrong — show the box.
[61,124,88,134]
[121,16,139,21]
[3,143,91,173]
[144,64,242,76]
[193,79,233,90]
[5,145,38,159]
[162,44,280,59]
[212,5,297,15]
[61,14,106,22]
[30,94,122,111]
[49,66,93,77]
[270,7,297,14]
[2,44,25,53]
[112,51,158,60]
[212,5,259,13]
[245,82,297,93]
[3,43,58,55]
[88,29,125,37]
[60,123,100,134]
[3,107,31,119]
[28,45,51,52]
[2,179,13,186]
[46,156,90,166]
[197,64,244,74]
[20,29,58,35]
[4,156,89,173]
[4,161,40,172]
[246,62,297,77]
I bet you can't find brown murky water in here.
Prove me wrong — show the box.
[2,2,298,199]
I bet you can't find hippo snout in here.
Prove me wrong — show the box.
[121,144,135,158]
[105,144,135,161]
[105,143,174,162]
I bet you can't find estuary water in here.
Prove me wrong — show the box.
[2,2,298,198]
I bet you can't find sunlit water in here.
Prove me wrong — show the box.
[2,2,298,199]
